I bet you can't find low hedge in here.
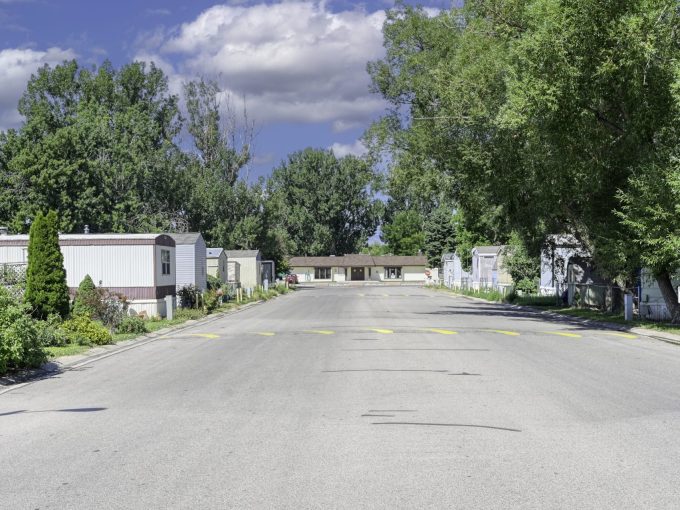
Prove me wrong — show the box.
[61,315,112,346]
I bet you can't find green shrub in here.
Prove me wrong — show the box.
[178,285,200,308]
[25,211,70,319]
[174,308,206,321]
[72,276,127,328]
[116,316,148,334]
[35,315,71,346]
[61,316,112,346]
[0,288,47,374]
[203,289,221,313]
[72,275,98,317]
[512,295,560,307]
[207,275,222,291]
[96,292,127,329]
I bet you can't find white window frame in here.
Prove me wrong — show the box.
[161,249,171,275]
[385,266,402,280]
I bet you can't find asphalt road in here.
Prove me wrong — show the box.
[2,286,680,509]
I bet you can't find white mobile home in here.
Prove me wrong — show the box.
[540,234,589,295]
[471,246,512,290]
[0,233,176,317]
[206,247,228,283]
[441,252,471,288]
[169,233,207,291]
[226,250,262,289]
[289,254,435,284]
[638,269,679,321]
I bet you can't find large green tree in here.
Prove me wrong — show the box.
[266,148,381,257]
[1,60,187,234]
[25,211,70,319]
[423,206,457,267]
[617,159,680,321]
[181,78,270,255]
[381,209,426,256]
[369,1,680,319]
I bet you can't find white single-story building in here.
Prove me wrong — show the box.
[638,269,679,321]
[540,234,590,295]
[471,246,512,289]
[441,252,471,289]
[226,250,262,289]
[289,254,436,283]
[0,233,176,317]
[206,247,228,283]
[169,233,207,292]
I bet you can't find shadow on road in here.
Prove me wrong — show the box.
[421,303,635,332]
[1,363,93,388]
[0,407,107,417]
[371,422,522,432]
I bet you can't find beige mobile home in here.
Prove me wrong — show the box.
[225,250,262,289]
[0,233,176,317]
[206,247,228,283]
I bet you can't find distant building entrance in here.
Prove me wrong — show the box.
[350,267,365,281]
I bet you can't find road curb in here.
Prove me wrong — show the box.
[436,290,680,347]
[0,295,286,392]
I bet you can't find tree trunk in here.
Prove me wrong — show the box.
[656,272,680,324]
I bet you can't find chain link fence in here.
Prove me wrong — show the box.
[0,263,27,300]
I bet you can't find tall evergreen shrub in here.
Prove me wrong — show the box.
[25,211,70,319]
[72,275,97,318]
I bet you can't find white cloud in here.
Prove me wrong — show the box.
[136,1,387,129]
[329,139,367,158]
[0,46,76,130]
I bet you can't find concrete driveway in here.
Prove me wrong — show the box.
[2,286,680,509]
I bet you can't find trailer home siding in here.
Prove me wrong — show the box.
[0,233,176,317]
[169,233,207,291]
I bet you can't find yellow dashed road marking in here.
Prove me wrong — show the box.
[426,328,458,335]
[187,333,220,339]
[542,331,582,338]
[255,332,276,337]
[367,328,394,334]
[485,329,520,336]
[304,330,335,335]
[600,332,637,339]
[358,293,366,297]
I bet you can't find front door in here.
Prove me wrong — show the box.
[351,267,365,281]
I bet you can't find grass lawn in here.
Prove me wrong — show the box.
[549,307,680,336]
[433,286,680,337]
[46,290,289,360]
[45,344,93,358]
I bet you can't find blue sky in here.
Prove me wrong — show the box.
[0,0,453,180]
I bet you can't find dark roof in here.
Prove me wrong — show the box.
[288,256,344,266]
[206,247,224,258]
[289,254,428,267]
[0,233,174,247]
[373,255,428,266]
[168,232,202,245]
